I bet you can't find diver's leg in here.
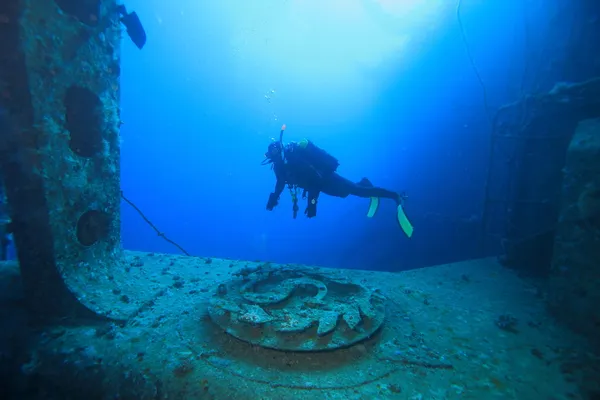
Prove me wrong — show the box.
[347,178,401,204]
[319,173,354,198]
[321,174,413,236]
[350,178,413,237]
[321,174,400,202]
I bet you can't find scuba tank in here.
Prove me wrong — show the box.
[295,138,339,174]
[279,124,339,174]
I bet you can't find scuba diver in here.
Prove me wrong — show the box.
[262,125,414,237]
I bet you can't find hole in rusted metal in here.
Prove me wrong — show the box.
[76,210,109,246]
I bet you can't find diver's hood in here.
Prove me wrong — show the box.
[262,125,287,165]
[261,140,282,165]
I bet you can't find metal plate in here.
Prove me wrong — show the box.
[208,265,385,351]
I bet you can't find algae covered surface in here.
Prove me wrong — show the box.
[3,252,595,399]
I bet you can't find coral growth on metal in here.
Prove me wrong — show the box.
[208,264,385,351]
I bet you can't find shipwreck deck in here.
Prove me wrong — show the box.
[0,252,596,399]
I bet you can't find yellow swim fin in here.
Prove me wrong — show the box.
[367,197,379,218]
[396,204,414,238]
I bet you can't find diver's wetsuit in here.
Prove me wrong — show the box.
[266,142,401,218]
[320,174,400,201]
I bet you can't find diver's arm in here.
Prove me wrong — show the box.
[274,178,285,198]
[305,190,320,218]
[266,178,286,211]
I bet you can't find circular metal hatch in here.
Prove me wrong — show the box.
[208,265,386,351]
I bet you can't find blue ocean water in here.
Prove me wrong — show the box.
[118,0,550,272]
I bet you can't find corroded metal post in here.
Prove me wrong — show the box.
[0,0,128,319]
[548,118,600,350]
